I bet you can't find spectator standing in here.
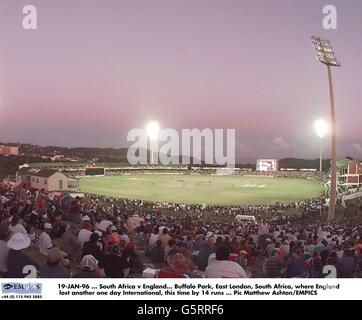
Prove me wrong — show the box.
[150,240,164,263]
[285,249,304,278]
[39,223,53,256]
[60,224,81,262]
[160,228,172,247]
[77,218,93,248]
[82,232,104,267]
[263,249,284,278]
[103,244,128,278]
[258,220,270,248]
[339,249,356,278]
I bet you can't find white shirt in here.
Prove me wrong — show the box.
[205,260,248,278]
[273,231,280,238]
[97,220,113,232]
[39,232,52,256]
[148,233,159,247]
[282,244,290,255]
[0,196,9,206]
[304,244,315,256]
[120,234,130,245]
[258,223,269,235]
[127,216,143,232]
[208,253,216,266]
[9,224,28,237]
[77,229,92,247]
[158,226,167,235]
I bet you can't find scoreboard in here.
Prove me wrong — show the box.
[84,167,105,176]
[256,159,278,172]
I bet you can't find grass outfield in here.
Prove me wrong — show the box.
[79,174,324,206]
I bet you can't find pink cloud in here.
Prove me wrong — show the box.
[351,143,362,154]
[272,137,289,149]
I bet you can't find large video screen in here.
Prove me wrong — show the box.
[256,159,278,172]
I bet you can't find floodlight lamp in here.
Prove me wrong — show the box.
[146,121,160,141]
[311,36,341,67]
[315,120,328,138]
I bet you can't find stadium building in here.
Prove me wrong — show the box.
[337,159,362,190]
[0,145,19,156]
[16,168,79,192]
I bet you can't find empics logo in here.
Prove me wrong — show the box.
[1,283,42,294]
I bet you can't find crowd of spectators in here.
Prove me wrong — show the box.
[1,181,362,279]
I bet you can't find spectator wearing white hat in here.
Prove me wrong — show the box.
[39,223,53,256]
[77,216,93,248]
[9,215,28,238]
[7,232,39,278]
[81,215,91,223]
[73,254,101,278]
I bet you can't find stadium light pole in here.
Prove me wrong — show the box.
[315,120,328,173]
[311,36,341,221]
[146,121,160,165]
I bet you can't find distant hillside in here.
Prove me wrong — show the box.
[21,145,129,162]
[278,158,331,171]
[0,144,198,177]
[0,143,339,178]
[0,155,45,178]
[17,144,193,163]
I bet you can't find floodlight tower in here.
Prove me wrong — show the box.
[315,120,328,173]
[311,36,341,221]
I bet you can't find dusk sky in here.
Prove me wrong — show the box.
[0,0,361,161]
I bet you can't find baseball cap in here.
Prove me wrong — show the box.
[80,255,98,271]
[81,215,91,222]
